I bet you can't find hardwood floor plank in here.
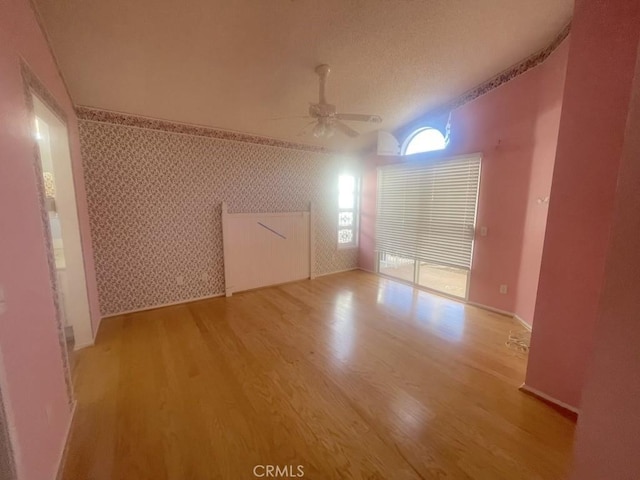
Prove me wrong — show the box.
[62,271,574,479]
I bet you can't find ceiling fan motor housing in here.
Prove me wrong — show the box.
[309,103,337,118]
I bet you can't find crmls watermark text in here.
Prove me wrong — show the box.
[252,465,305,477]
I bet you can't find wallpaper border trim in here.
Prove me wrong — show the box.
[445,22,571,112]
[75,106,329,153]
[398,21,572,134]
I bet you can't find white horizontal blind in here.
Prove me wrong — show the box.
[376,155,481,270]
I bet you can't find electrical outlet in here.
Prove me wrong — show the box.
[176,276,184,286]
[499,284,508,294]
[480,226,488,237]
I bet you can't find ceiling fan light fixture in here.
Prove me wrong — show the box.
[312,122,326,138]
[325,123,335,138]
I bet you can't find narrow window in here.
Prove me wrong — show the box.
[337,174,358,248]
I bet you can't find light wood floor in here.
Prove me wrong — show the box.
[63,271,575,480]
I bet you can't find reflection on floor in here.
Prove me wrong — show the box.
[379,260,468,298]
[63,271,574,480]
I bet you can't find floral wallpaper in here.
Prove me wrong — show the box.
[79,116,359,316]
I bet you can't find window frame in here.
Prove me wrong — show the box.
[401,126,447,156]
[336,174,360,250]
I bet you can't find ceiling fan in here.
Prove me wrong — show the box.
[306,64,382,138]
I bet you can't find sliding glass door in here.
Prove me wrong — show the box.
[375,154,481,300]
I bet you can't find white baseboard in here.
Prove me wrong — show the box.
[315,267,359,278]
[466,301,514,318]
[103,270,364,318]
[73,339,94,351]
[357,267,376,273]
[55,401,77,480]
[466,303,534,332]
[513,314,533,331]
[102,293,225,319]
[519,383,580,415]
[103,269,364,319]
[467,303,534,331]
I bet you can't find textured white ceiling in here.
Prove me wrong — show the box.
[34,0,573,151]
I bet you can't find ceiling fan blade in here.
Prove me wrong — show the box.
[335,113,382,123]
[334,120,359,138]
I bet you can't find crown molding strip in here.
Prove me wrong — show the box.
[75,106,329,154]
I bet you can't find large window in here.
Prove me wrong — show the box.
[403,127,447,155]
[376,155,481,299]
[337,174,359,248]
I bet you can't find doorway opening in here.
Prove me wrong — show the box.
[32,95,93,350]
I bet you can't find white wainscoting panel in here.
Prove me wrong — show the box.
[222,203,311,295]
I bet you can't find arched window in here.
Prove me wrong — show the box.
[402,127,447,155]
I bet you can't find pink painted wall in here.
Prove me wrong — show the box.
[570,28,640,478]
[359,41,569,319]
[525,0,640,410]
[513,43,569,326]
[0,0,100,478]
